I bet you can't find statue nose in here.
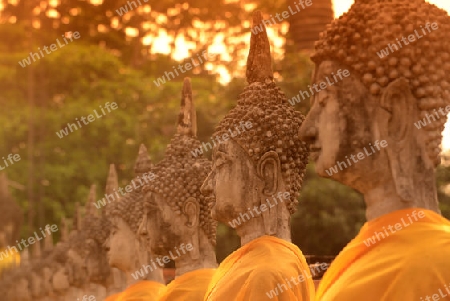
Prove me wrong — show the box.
[200,171,214,196]
[138,215,148,236]
[298,115,318,145]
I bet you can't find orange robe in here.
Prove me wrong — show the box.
[104,292,122,301]
[158,268,215,301]
[0,248,20,275]
[204,235,315,301]
[117,280,165,301]
[316,208,450,301]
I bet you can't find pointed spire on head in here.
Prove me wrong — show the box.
[246,10,273,84]
[73,202,82,231]
[85,184,98,217]
[105,164,118,196]
[61,217,68,242]
[177,77,197,137]
[134,144,152,176]
[44,230,53,252]
[32,240,41,260]
[0,173,10,199]
[21,248,30,267]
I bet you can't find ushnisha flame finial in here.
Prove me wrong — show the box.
[105,164,118,196]
[177,77,197,137]
[134,144,152,176]
[246,10,274,84]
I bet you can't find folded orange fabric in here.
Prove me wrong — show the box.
[117,280,165,301]
[158,268,215,301]
[204,235,315,301]
[316,208,450,301]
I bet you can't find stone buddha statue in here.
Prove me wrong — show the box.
[201,11,314,301]
[0,173,23,249]
[104,145,165,300]
[139,77,217,301]
[297,0,450,300]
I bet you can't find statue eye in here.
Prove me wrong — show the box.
[317,89,328,107]
[215,152,230,168]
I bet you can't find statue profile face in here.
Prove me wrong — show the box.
[107,217,139,272]
[202,139,263,226]
[67,247,89,286]
[85,238,111,284]
[299,60,390,192]
[141,191,196,256]
[52,264,70,293]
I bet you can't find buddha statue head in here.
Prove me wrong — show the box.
[200,11,309,245]
[105,147,164,284]
[0,173,23,249]
[51,241,71,294]
[299,0,450,220]
[67,181,112,288]
[139,78,217,276]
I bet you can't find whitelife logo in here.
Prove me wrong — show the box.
[131,243,193,280]
[363,210,425,247]
[56,102,118,139]
[18,32,80,68]
[376,22,439,59]
[288,69,350,106]
[0,224,58,261]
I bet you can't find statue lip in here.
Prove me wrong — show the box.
[309,146,321,152]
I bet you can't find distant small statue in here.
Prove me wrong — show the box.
[139,78,218,301]
[104,148,165,300]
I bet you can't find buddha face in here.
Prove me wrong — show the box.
[140,191,190,256]
[107,217,139,272]
[67,248,88,287]
[299,60,389,193]
[52,264,70,293]
[85,238,111,284]
[201,139,265,226]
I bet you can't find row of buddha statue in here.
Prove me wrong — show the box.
[2,0,450,300]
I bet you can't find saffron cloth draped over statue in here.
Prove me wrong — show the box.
[204,236,314,301]
[316,208,450,301]
[158,269,215,301]
[116,281,165,301]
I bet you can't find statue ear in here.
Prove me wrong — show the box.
[257,151,282,235]
[183,197,200,260]
[375,77,430,202]
[257,151,282,196]
[183,197,199,228]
